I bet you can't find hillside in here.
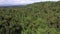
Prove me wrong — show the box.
[0,1,60,34]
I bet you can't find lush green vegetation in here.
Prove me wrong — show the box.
[0,2,60,34]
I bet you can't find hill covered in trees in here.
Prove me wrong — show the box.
[0,1,60,34]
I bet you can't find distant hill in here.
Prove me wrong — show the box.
[0,5,27,8]
[0,1,60,34]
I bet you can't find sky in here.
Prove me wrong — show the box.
[0,0,59,6]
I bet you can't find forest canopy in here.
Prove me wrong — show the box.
[0,1,60,34]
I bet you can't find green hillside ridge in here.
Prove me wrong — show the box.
[0,2,60,34]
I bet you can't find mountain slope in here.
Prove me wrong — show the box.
[0,1,60,34]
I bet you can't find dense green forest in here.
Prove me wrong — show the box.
[0,1,60,34]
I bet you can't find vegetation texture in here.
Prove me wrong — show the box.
[0,2,60,34]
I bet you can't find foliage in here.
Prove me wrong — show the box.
[0,1,60,34]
